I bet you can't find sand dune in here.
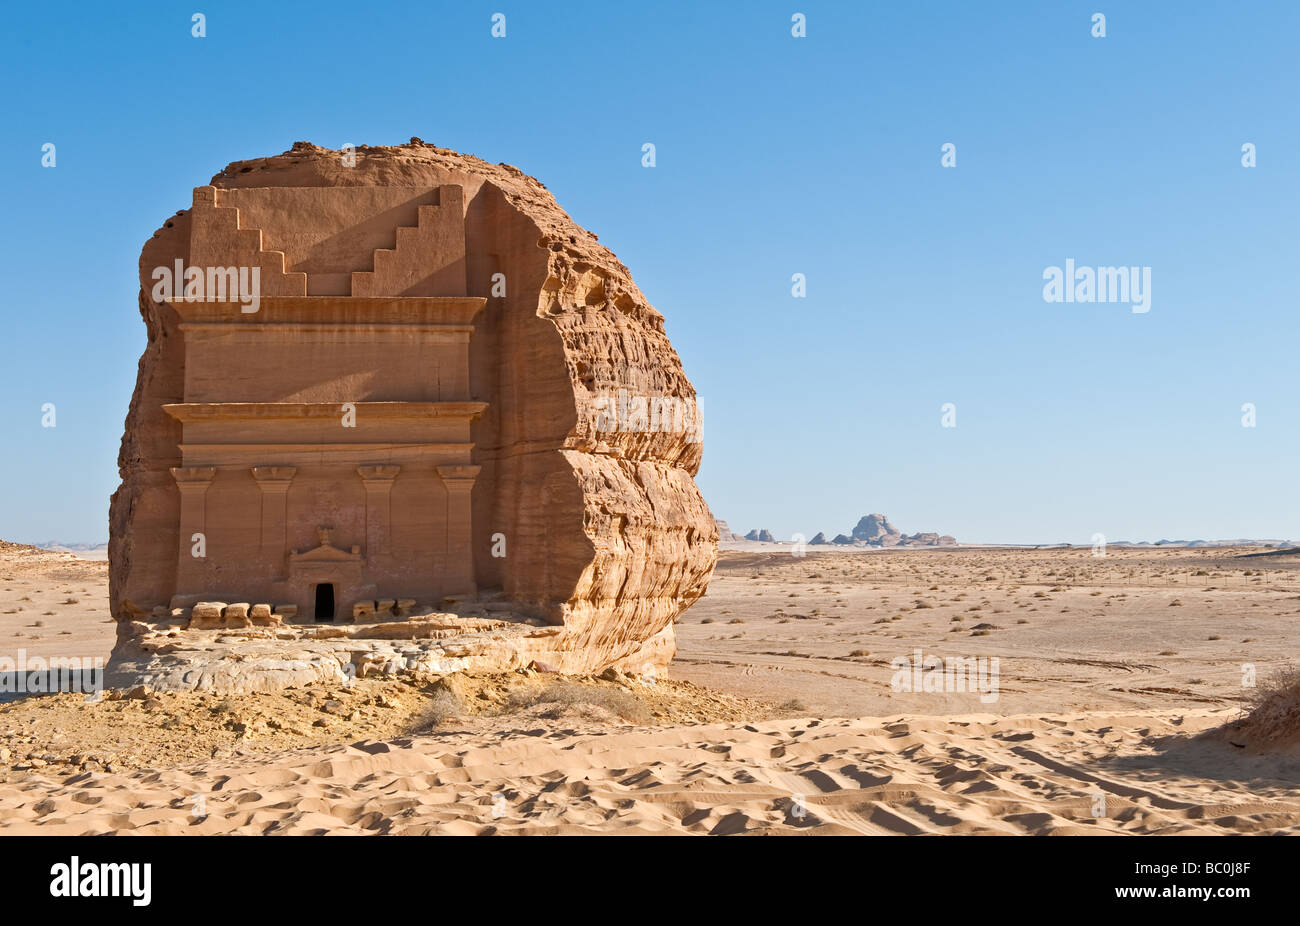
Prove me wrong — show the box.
[3,708,1297,835]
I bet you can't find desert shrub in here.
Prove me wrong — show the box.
[411,687,462,732]
[507,680,650,723]
[1235,663,1300,746]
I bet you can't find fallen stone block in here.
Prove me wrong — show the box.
[190,602,226,629]
[250,604,281,626]
[223,603,252,627]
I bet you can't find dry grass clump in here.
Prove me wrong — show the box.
[1230,663,1300,749]
[506,680,651,723]
[410,687,464,732]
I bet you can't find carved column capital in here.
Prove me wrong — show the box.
[252,465,297,488]
[357,464,401,486]
[170,466,217,491]
[436,464,480,492]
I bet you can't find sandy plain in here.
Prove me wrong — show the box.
[0,540,1297,835]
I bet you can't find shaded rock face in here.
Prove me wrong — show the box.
[809,532,829,545]
[109,140,716,681]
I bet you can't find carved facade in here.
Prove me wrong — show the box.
[162,184,483,620]
[112,142,718,676]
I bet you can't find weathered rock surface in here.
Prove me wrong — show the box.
[809,532,829,545]
[108,140,716,690]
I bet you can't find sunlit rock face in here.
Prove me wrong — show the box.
[108,140,716,690]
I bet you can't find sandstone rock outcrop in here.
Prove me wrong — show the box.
[897,531,955,546]
[714,519,742,542]
[809,532,829,545]
[852,514,901,544]
[812,514,957,548]
[108,140,715,689]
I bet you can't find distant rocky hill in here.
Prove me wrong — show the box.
[713,517,1292,550]
[30,541,110,560]
[716,514,955,548]
[714,519,743,542]
[1108,539,1296,549]
[34,540,109,553]
[0,540,46,555]
[852,513,900,543]
[814,513,955,547]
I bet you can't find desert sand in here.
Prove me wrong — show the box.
[1,542,1298,834]
[675,543,1300,716]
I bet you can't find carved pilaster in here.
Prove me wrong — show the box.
[170,466,217,594]
[357,464,400,556]
[252,466,296,565]
[436,464,480,595]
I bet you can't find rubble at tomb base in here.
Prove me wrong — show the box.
[107,593,601,694]
[108,140,716,692]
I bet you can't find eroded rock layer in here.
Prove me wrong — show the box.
[109,140,716,688]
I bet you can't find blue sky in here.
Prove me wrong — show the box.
[1,1,1296,545]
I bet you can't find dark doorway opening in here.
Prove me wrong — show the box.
[314,583,335,622]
